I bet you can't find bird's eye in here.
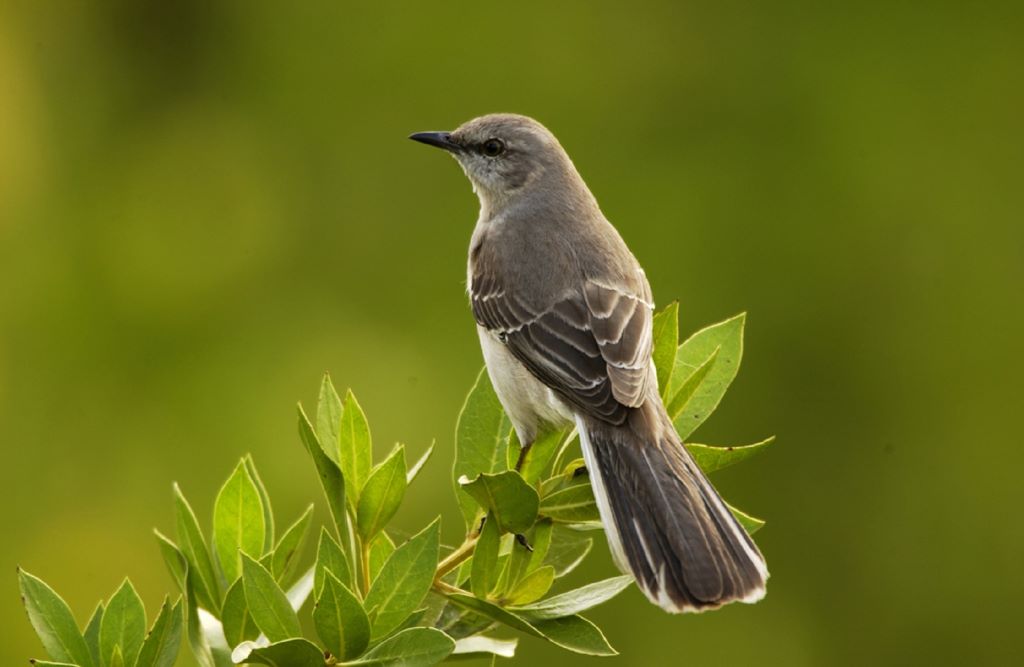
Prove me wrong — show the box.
[481,138,505,157]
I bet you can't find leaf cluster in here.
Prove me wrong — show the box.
[19,308,772,665]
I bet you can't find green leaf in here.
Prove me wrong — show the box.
[173,483,221,609]
[136,597,183,667]
[670,313,745,440]
[99,579,146,667]
[272,504,315,583]
[356,445,407,541]
[298,405,348,544]
[470,514,501,599]
[531,615,617,657]
[242,638,326,667]
[240,554,301,642]
[314,570,370,661]
[665,347,719,422]
[368,531,396,583]
[26,662,79,666]
[243,455,276,554]
[517,428,564,486]
[544,527,593,578]
[727,502,766,534]
[342,627,455,666]
[317,373,344,465]
[213,460,266,584]
[442,593,614,655]
[406,441,435,484]
[686,437,774,474]
[220,578,258,648]
[652,301,679,395]
[511,575,633,620]
[539,483,599,523]
[109,645,124,667]
[458,471,538,534]
[82,602,103,667]
[527,520,553,572]
[453,368,512,526]
[504,566,555,605]
[315,527,353,596]
[364,519,440,640]
[451,635,518,659]
[18,569,94,667]
[153,530,186,592]
[184,568,231,667]
[339,389,373,509]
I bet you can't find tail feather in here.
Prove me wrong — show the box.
[576,404,768,613]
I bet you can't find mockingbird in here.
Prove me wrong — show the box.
[411,114,767,613]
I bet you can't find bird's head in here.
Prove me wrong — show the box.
[410,113,578,210]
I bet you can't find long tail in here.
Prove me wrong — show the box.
[576,401,768,613]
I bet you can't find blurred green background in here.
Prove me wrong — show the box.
[2,1,1022,664]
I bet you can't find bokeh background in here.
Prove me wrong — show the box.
[2,1,1022,665]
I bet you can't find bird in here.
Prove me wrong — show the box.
[410,113,767,613]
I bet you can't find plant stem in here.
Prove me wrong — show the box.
[432,579,471,596]
[360,538,372,596]
[434,535,478,580]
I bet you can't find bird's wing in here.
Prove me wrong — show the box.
[471,270,654,425]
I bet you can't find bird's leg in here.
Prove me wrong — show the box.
[514,441,532,471]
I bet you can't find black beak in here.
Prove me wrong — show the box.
[409,131,461,153]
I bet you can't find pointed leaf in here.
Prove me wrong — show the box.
[653,301,680,395]
[527,520,553,572]
[539,483,599,523]
[544,527,593,578]
[670,313,745,439]
[154,530,186,592]
[451,635,518,659]
[458,471,538,534]
[99,579,146,667]
[174,484,221,609]
[686,437,774,474]
[368,531,395,583]
[454,368,512,525]
[356,445,407,541]
[517,428,564,486]
[240,554,301,642]
[470,514,500,599]
[272,505,314,583]
[343,627,454,666]
[442,593,614,655]
[338,389,372,509]
[511,575,633,620]
[242,638,326,667]
[504,566,555,605]
[317,373,344,465]
[406,441,435,484]
[18,569,94,667]
[531,615,617,656]
[243,456,276,554]
[213,461,266,584]
[665,347,719,421]
[82,602,103,667]
[313,570,370,661]
[136,597,183,667]
[298,405,348,544]
[727,502,766,534]
[364,520,440,640]
[220,578,258,648]
[315,528,352,596]
[110,645,124,667]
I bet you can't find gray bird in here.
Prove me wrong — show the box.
[411,114,768,613]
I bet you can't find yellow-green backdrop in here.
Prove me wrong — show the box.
[2,1,1021,665]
